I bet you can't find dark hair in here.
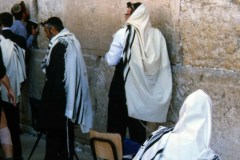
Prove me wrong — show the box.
[42,17,64,32]
[127,2,142,14]
[0,12,13,27]
[11,1,26,20]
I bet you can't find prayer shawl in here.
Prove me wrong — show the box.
[133,89,220,160]
[0,35,26,103]
[41,28,93,133]
[123,4,172,122]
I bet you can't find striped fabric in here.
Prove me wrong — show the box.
[213,155,220,160]
[123,25,136,83]
[133,127,173,160]
[41,28,93,133]
[133,126,220,160]
[122,3,172,123]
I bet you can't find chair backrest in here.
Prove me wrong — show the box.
[89,130,123,160]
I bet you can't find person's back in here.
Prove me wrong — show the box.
[105,2,172,146]
[0,12,27,50]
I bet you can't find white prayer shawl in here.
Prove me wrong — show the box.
[42,28,93,133]
[0,35,26,103]
[133,89,220,160]
[124,4,172,122]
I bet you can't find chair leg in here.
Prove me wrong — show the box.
[27,132,43,160]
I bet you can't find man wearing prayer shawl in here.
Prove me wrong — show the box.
[39,17,93,160]
[105,2,172,145]
[0,43,16,160]
[133,89,220,160]
[0,13,27,160]
[0,46,15,106]
[0,34,25,123]
[0,12,27,160]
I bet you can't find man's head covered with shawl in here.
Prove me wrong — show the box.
[133,89,220,160]
[162,89,219,159]
[123,2,172,123]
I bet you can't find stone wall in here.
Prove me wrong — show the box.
[181,0,240,70]
[0,0,240,159]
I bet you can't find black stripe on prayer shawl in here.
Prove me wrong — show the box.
[13,44,20,60]
[150,148,164,160]
[122,25,131,75]
[212,155,220,160]
[123,25,136,84]
[13,43,19,52]
[123,26,136,77]
[139,127,173,160]
[14,43,24,57]
[13,44,18,56]
[123,25,131,62]
[75,88,82,124]
[80,101,85,124]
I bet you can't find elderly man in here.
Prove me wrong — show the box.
[39,17,93,160]
[105,2,172,146]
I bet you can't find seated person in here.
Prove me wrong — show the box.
[133,89,220,160]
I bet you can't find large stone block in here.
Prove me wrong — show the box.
[181,0,240,70]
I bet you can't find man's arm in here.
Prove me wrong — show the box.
[105,28,126,66]
[0,74,16,106]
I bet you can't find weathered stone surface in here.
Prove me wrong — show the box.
[63,0,123,55]
[155,0,182,64]
[181,0,240,70]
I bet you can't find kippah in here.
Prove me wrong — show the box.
[11,3,22,14]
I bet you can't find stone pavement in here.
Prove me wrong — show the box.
[21,132,93,160]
